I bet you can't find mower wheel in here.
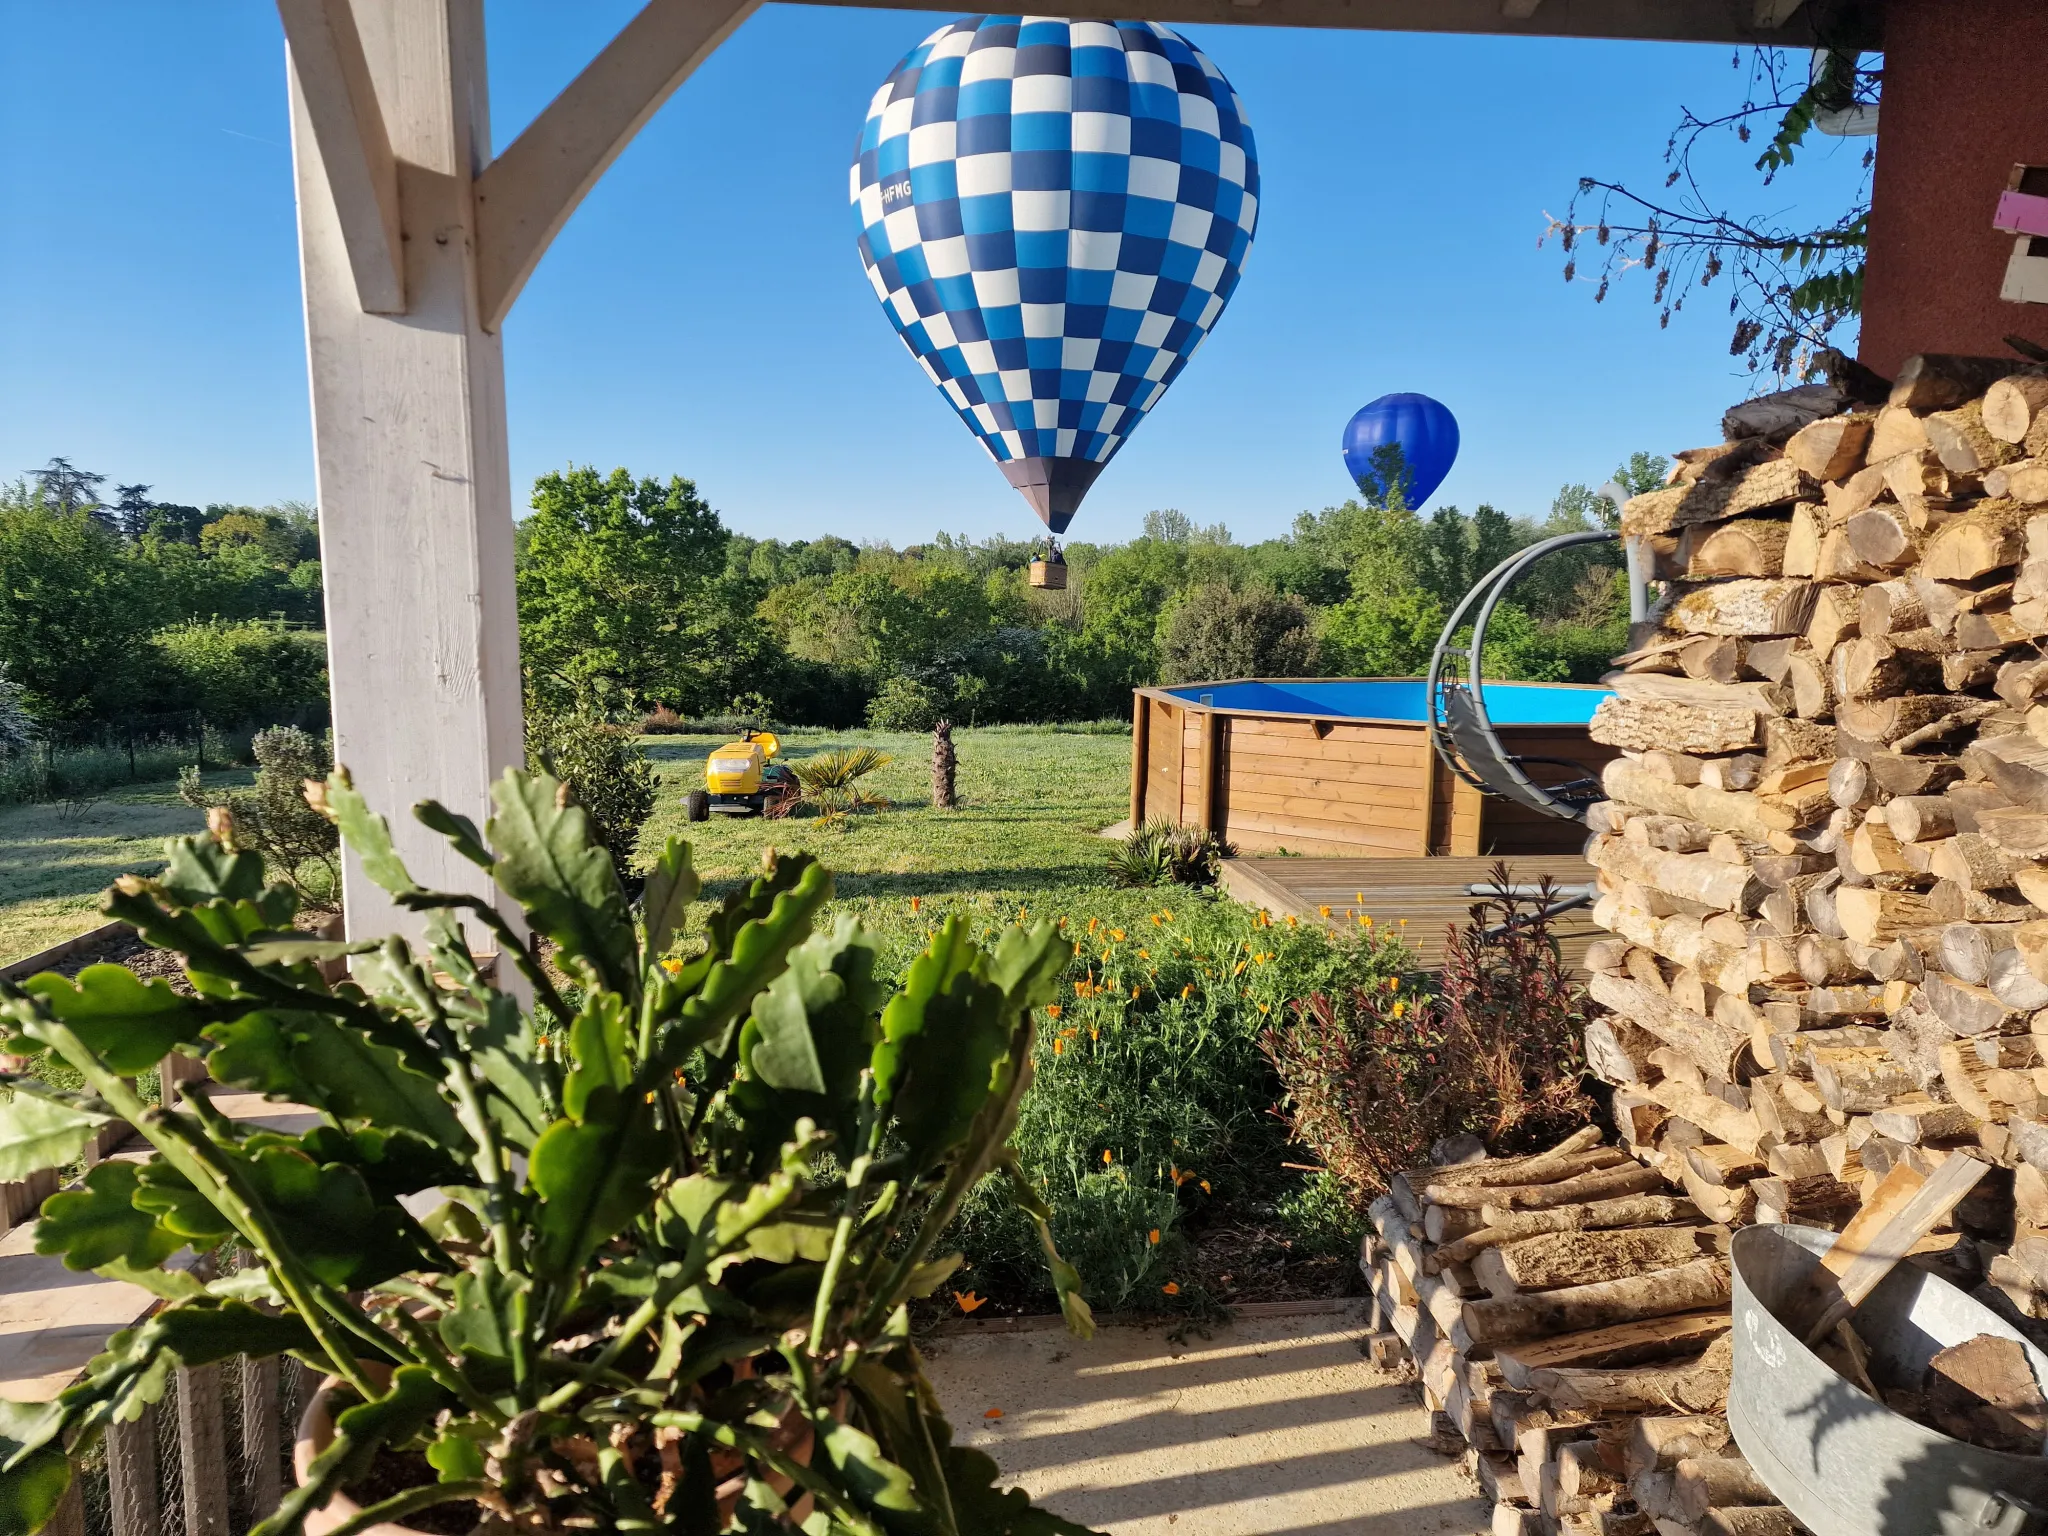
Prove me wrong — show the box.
[685,790,710,823]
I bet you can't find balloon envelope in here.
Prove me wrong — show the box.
[1342,393,1460,508]
[852,16,1260,532]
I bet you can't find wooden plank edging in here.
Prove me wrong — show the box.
[1,920,127,983]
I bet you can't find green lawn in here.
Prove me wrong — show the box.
[634,725,1131,949]
[0,769,253,962]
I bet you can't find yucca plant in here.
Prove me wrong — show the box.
[0,766,1095,1536]
[789,747,894,817]
[1105,821,1236,889]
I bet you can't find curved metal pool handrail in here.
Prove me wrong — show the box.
[1425,528,1623,822]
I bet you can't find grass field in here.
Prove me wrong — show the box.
[0,725,1384,1315]
[0,769,254,962]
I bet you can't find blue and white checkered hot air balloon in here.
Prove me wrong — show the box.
[851,16,1260,531]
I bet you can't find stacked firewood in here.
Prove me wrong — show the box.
[1364,1131,1797,1536]
[1356,354,2048,1534]
[1581,350,2048,1336]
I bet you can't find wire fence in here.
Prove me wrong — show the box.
[0,708,323,807]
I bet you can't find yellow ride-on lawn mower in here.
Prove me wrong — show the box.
[685,730,797,821]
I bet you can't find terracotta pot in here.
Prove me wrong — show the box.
[293,1369,823,1533]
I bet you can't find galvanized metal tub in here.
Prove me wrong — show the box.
[1729,1223,2048,1536]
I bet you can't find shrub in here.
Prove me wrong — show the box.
[1262,864,1596,1205]
[1159,582,1317,684]
[151,619,330,727]
[867,673,946,731]
[1106,820,1236,888]
[950,897,1413,1310]
[1434,866,1597,1154]
[524,696,657,872]
[0,664,31,759]
[177,724,340,903]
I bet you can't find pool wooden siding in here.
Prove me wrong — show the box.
[1130,682,1617,858]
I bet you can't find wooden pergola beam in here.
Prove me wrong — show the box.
[792,0,1874,47]
[277,0,403,313]
[474,0,761,333]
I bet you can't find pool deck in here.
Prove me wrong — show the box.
[1219,854,1600,973]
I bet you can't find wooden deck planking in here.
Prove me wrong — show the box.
[1218,855,1600,972]
[0,1089,320,1402]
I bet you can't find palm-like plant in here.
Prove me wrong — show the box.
[790,747,894,816]
[1106,821,1236,889]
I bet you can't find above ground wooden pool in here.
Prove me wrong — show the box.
[1129,677,1618,858]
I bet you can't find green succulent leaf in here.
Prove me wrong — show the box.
[465,993,553,1151]
[0,1094,106,1182]
[19,965,204,1073]
[413,800,493,871]
[564,993,633,1123]
[743,917,883,1100]
[256,1365,447,1536]
[986,922,1073,1013]
[313,769,419,896]
[662,859,833,1068]
[486,769,638,998]
[439,1260,525,1368]
[426,1427,488,1483]
[203,1010,467,1152]
[35,1162,185,1275]
[161,834,267,907]
[0,1446,69,1536]
[528,1097,668,1285]
[818,1419,923,1516]
[640,836,699,971]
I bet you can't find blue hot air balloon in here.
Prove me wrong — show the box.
[1342,393,1460,508]
[852,16,1260,532]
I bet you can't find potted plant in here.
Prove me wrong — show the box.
[0,767,1098,1535]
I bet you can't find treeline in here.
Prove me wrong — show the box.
[518,456,1667,729]
[0,461,328,731]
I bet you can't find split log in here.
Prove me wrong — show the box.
[1887,795,1957,843]
[1833,635,1944,700]
[1988,459,2048,505]
[1584,1016,1659,1085]
[1420,1150,1631,1206]
[1789,1154,1992,1344]
[1668,579,1820,638]
[1928,833,2024,892]
[1919,973,2024,1037]
[1870,404,1935,461]
[1476,1162,1668,1214]
[1836,693,1985,746]
[1485,1226,1713,1292]
[1785,652,1832,719]
[1868,1100,1979,1144]
[1497,1313,1731,1393]
[1534,1334,1734,1415]
[1623,461,1819,538]
[1859,574,1927,633]
[1684,1142,1765,1187]
[1937,920,2018,984]
[1783,502,1823,575]
[1919,500,2030,582]
[1588,973,1750,1081]
[1673,1457,1777,1523]
[1455,1260,1731,1351]
[1926,399,2022,474]
[1795,934,1864,985]
[1684,519,1790,579]
[1437,1195,1700,1265]
[1847,508,1920,573]
[1890,352,2033,411]
[1704,1509,1803,1536]
[1626,1415,1734,1478]
[1784,412,1872,480]
[1586,836,1765,914]
[1836,886,1945,944]
[1808,1045,1916,1111]
[1593,697,1761,755]
[1989,945,2048,1009]
[1984,374,2048,445]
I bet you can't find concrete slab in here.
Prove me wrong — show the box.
[922,1301,1487,1536]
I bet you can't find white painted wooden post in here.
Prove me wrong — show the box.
[288,0,524,948]
[281,0,756,952]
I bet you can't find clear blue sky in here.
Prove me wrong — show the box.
[0,3,1870,546]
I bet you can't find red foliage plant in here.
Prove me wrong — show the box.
[1262,863,1595,1204]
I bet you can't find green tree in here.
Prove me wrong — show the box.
[1159,583,1318,684]
[516,466,736,709]
[0,486,156,720]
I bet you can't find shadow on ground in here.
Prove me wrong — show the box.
[921,1304,1486,1536]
